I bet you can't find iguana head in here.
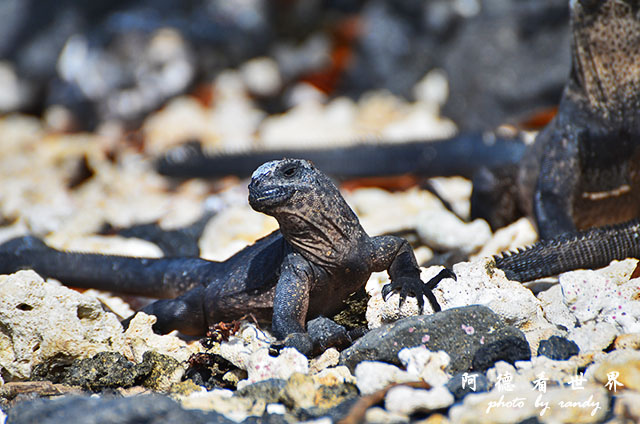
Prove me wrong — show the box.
[569,0,640,119]
[249,159,341,215]
[249,159,322,213]
[248,158,363,261]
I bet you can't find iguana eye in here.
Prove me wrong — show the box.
[282,165,297,178]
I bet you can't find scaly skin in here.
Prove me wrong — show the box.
[0,159,452,355]
[488,0,640,281]
[494,219,640,282]
[516,0,640,239]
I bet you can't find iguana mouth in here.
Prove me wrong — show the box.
[255,188,287,202]
[248,187,292,210]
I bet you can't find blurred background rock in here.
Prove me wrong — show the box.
[0,0,569,133]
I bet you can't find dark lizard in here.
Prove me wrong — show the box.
[158,0,640,282]
[485,0,640,282]
[156,133,527,182]
[510,0,640,239]
[0,159,452,355]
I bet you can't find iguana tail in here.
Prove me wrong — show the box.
[0,236,215,298]
[494,219,640,282]
[156,133,526,180]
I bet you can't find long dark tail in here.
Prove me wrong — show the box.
[0,236,217,298]
[156,133,526,180]
[494,220,640,282]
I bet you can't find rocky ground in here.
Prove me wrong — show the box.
[0,61,639,424]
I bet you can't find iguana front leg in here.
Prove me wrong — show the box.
[371,235,455,313]
[271,252,314,355]
[533,137,581,239]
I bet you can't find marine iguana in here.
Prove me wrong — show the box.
[484,0,640,281]
[0,159,452,355]
[159,0,640,282]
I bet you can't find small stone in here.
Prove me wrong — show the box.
[170,379,204,397]
[398,346,451,387]
[385,385,454,415]
[613,333,640,350]
[259,97,357,148]
[331,287,370,330]
[0,63,29,112]
[199,205,278,261]
[485,361,530,389]
[414,69,450,107]
[281,373,317,410]
[124,312,197,363]
[347,187,442,237]
[312,366,356,387]
[222,369,246,387]
[235,379,286,404]
[237,348,309,388]
[612,391,640,422]
[139,350,186,392]
[423,176,472,222]
[266,403,287,415]
[446,372,490,400]
[183,349,237,392]
[47,234,163,258]
[471,336,531,372]
[217,323,273,369]
[342,305,528,375]
[180,388,260,422]
[367,286,430,328]
[588,349,640,391]
[309,348,340,374]
[309,384,359,418]
[354,361,416,395]
[537,336,579,360]
[278,371,357,416]
[364,406,408,424]
[32,351,149,391]
[143,92,261,154]
[512,355,591,388]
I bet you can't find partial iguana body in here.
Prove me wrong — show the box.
[159,0,640,282]
[0,159,450,354]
